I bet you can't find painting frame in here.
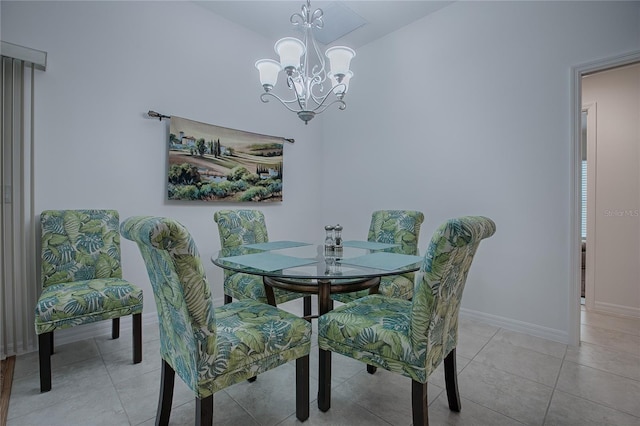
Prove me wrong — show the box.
[167,116,286,203]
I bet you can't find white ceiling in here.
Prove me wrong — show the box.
[194,1,454,49]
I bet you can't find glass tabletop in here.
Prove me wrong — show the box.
[212,242,423,281]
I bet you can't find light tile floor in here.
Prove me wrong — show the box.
[7,302,640,426]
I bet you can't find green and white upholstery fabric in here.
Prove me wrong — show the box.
[319,216,496,382]
[121,216,312,399]
[35,209,143,392]
[214,209,305,304]
[35,210,143,334]
[333,210,425,303]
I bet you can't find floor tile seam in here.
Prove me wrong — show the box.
[349,397,398,426]
[576,337,640,358]
[452,390,541,426]
[576,339,640,358]
[222,387,283,426]
[466,356,560,390]
[549,386,640,420]
[465,326,500,363]
[99,348,135,426]
[482,336,568,362]
[581,322,640,339]
[561,358,640,384]
[542,341,570,425]
[453,396,529,425]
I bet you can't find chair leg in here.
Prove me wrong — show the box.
[38,332,52,392]
[444,348,461,412]
[303,295,312,319]
[112,318,120,339]
[411,380,429,426]
[224,294,232,304]
[296,355,310,421]
[133,313,142,364]
[50,331,54,354]
[196,395,214,426]
[366,364,377,374]
[156,359,175,426]
[317,349,331,412]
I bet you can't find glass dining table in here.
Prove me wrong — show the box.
[212,239,423,410]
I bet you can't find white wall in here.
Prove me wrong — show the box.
[1,0,325,344]
[320,1,640,341]
[582,63,640,317]
[2,1,640,346]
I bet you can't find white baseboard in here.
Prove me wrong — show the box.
[592,301,640,319]
[460,307,570,344]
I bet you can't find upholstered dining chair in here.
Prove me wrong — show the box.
[318,216,496,425]
[35,209,143,392]
[332,209,424,304]
[214,209,311,316]
[121,216,311,425]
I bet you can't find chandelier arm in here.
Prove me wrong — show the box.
[260,92,310,114]
[304,83,346,113]
[313,98,347,115]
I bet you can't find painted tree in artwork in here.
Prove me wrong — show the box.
[196,138,206,157]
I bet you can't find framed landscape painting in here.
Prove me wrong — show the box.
[167,116,285,202]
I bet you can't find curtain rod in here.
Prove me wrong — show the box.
[146,110,294,143]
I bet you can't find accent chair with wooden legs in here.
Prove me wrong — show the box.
[35,209,143,392]
[318,216,496,425]
[121,215,311,425]
[214,209,312,316]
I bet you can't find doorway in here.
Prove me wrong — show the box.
[571,51,640,346]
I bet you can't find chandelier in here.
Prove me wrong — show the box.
[255,0,356,124]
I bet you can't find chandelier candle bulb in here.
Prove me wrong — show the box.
[275,37,305,73]
[255,59,282,91]
[325,46,356,77]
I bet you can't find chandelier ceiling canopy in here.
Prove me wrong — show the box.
[255,0,356,124]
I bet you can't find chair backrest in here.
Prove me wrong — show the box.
[40,209,123,287]
[120,216,216,392]
[367,210,424,255]
[214,209,268,248]
[410,216,496,366]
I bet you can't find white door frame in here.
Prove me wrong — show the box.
[569,50,640,346]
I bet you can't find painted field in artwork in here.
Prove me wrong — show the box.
[168,116,284,202]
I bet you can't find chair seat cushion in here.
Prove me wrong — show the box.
[224,272,304,304]
[35,278,143,334]
[331,273,415,303]
[197,300,311,395]
[318,294,426,382]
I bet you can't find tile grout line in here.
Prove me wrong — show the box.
[541,340,569,425]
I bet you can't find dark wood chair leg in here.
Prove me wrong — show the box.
[296,355,310,421]
[444,348,461,412]
[112,318,120,339]
[303,295,312,319]
[317,349,331,412]
[196,395,213,426]
[133,313,142,364]
[156,359,175,426]
[366,364,377,374]
[224,294,232,304]
[50,331,54,354]
[411,380,429,426]
[38,332,52,392]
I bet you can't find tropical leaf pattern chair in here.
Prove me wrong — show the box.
[317,216,496,425]
[121,216,311,425]
[214,209,311,316]
[332,210,424,303]
[35,209,143,392]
